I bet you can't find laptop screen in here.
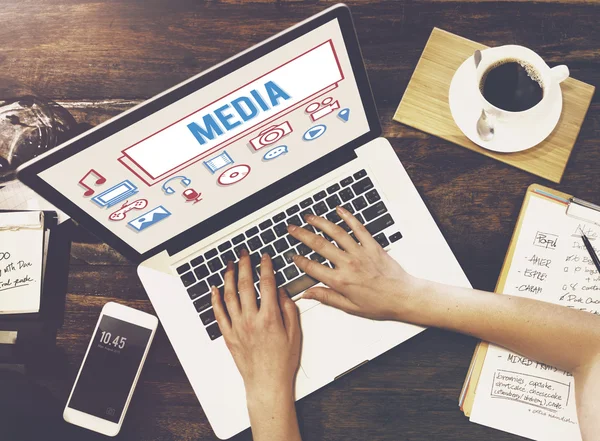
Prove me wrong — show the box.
[39,17,370,254]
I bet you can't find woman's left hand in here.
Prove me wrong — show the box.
[211,250,301,403]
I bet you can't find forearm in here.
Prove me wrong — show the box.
[403,279,600,373]
[246,388,302,441]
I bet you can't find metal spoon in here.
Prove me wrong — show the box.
[474,49,482,68]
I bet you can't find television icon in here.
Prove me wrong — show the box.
[92,180,138,208]
[204,151,234,174]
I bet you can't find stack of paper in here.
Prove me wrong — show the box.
[460,185,600,441]
[0,211,49,315]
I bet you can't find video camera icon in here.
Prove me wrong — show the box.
[305,97,340,122]
[249,121,293,150]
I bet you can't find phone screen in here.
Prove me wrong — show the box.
[68,315,152,423]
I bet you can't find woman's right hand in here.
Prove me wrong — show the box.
[287,205,428,321]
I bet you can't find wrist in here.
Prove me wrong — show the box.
[245,382,301,441]
[246,383,294,413]
[391,275,434,323]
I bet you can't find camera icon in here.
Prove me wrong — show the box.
[249,121,293,151]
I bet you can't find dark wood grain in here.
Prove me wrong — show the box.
[1,1,598,440]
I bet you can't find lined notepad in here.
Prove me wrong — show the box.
[0,211,46,314]
[462,186,600,441]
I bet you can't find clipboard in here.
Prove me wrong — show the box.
[0,214,71,365]
[459,183,600,416]
[0,210,57,321]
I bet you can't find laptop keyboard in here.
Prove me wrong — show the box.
[175,169,402,341]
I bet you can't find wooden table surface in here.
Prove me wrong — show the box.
[2,1,598,440]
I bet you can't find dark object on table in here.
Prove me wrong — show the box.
[0,367,89,441]
[0,95,79,183]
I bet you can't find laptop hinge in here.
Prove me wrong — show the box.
[165,147,357,257]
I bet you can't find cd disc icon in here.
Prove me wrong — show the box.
[218,164,251,186]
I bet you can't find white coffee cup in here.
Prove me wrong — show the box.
[474,45,569,141]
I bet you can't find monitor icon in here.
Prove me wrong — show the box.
[92,180,138,208]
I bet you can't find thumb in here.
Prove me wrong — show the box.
[303,287,358,314]
[278,288,299,335]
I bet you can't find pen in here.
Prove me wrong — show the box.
[581,233,600,274]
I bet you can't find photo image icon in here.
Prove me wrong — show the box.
[128,206,171,232]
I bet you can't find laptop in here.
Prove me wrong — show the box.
[18,4,470,438]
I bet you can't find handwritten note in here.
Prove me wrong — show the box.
[0,212,45,314]
[470,194,600,441]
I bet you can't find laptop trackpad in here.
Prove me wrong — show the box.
[299,303,381,379]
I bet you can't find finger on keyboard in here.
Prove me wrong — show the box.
[304,212,360,253]
[291,255,334,290]
[336,204,380,249]
[258,254,278,311]
[211,286,231,335]
[237,250,257,312]
[223,261,241,318]
[287,223,347,263]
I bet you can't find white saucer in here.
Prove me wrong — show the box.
[448,55,562,153]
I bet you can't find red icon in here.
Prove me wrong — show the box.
[249,122,292,150]
[109,199,148,221]
[305,97,340,122]
[78,169,106,196]
[218,164,251,186]
[182,188,203,204]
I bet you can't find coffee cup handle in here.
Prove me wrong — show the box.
[476,109,496,141]
[551,65,570,84]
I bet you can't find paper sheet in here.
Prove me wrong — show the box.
[470,194,600,441]
[0,211,45,314]
[0,180,69,223]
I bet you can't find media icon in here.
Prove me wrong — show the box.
[218,164,251,186]
[305,97,340,122]
[302,124,327,141]
[263,145,288,161]
[92,180,138,208]
[204,151,234,174]
[182,188,203,204]
[109,199,149,221]
[128,206,171,232]
[162,176,191,194]
[78,169,106,197]
[338,108,350,122]
[249,122,292,150]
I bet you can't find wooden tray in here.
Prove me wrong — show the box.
[393,28,595,183]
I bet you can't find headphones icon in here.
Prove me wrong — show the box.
[162,176,192,195]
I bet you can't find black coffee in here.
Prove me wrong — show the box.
[481,60,543,112]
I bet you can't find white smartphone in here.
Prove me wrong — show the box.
[63,302,158,436]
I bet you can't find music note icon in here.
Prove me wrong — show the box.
[79,169,107,196]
